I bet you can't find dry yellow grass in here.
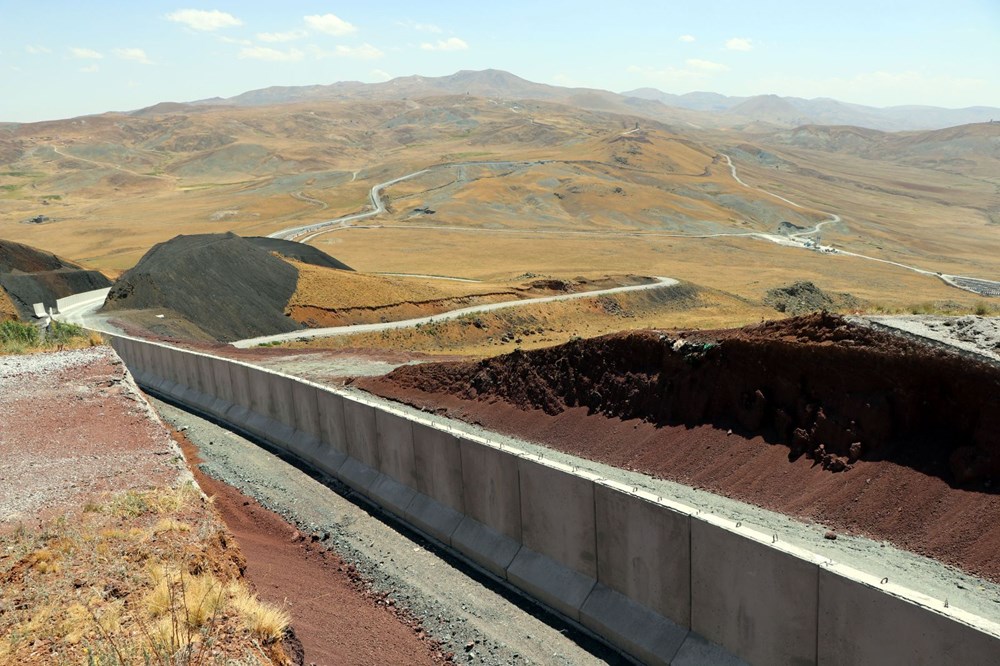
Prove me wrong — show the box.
[0,483,288,665]
[0,289,18,321]
[289,261,517,311]
[290,282,775,357]
[226,582,292,643]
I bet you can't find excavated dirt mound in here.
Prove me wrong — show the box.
[0,239,112,320]
[103,232,303,342]
[0,239,80,274]
[1,270,111,320]
[764,280,860,315]
[361,313,1000,581]
[246,237,354,271]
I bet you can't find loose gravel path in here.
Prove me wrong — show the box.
[150,397,622,666]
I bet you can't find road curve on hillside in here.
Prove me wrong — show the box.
[269,160,552,242]
[232,276,679,348]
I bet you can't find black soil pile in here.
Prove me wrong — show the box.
[367,313,1000,485]
[0,239,112,320]
[0,239,79,273]
[246,237,353,271]
[764,280,860,315]
[102,233,302,342]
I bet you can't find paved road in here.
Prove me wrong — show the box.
[232,276,679,347]
[270,160,550,242]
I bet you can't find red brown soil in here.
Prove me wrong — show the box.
[173,431,452,666]
[0,346,183,526]
[359,313,1000,583]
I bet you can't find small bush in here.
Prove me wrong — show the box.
[0,320,39,345]
[47,320,85,344]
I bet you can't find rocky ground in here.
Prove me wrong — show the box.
[858,314,1000,364]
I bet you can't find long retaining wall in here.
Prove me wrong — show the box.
[110,336,1000,665]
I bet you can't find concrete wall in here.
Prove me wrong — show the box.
[110,336,1000,666]
[54,287,111,313]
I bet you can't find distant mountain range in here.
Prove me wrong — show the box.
[182,69,999,133]
[622,88,1000,132]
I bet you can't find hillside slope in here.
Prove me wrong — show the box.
[102,233,303,342]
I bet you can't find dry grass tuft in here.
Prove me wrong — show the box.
[226,582,291,644]
[0,483,287,665]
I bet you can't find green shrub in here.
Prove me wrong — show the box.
[47,320,85,344]
[0,320,39,345]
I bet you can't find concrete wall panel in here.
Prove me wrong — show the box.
[194,354,217,399]
[134,342,157,386]
[338,457,378,493]
[507,546,596,621]
[368,473,417,519]
[691,517,818,665]
[817,566,1000,666]
[580,583,689,666]
[411,422,464,512]
[247,366,275,420]
[227,363,253,410]
[375,409,416,487]
[170,347,194,391]
[343,398,378,469]
[156,346,183,397]
[460,441,520,541]
[517,456,597,578]
[291,381,322,438]
[268,374,296,427]
[403,492,463,545]
[316,390,347,454]
[451,516,521,578]
[595,480,691,625]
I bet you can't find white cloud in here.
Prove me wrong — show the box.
[678,35,696,43]
[686,58,729,72]
[420,37,468,51]
[336,43,383,59]
[25,45,51,54]
[370,68,391,82]
[166,9,242,31]
[113,48,152,64]
[238,46,305,62]
[305,13,357,36]
[726,37,753,51]
[71,47,103,59]
[80,64,100,73]
[257,29,307,43]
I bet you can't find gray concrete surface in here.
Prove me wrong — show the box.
[111,336,1000,665]
[594,480,691,625]
[691,516,819,665]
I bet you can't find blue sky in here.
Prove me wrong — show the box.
[1,1,998,122]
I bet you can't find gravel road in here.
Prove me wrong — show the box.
[856,314,1000,365]
[149,397,624,666]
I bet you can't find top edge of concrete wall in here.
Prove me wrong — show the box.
[108,333,1000,640]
